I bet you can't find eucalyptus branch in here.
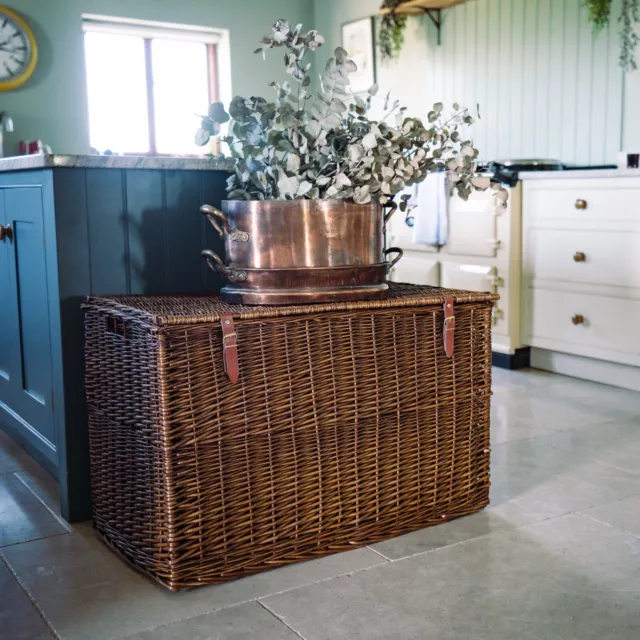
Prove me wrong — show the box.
[195,19,507,209]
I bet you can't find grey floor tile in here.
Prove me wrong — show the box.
[581,495,640,538]
[487,426,640,528]
[263,514,640,640]
[370,510,511,560]
[14,467,61,518]
[491,367,562,391]
[1,523,385,640]
[121,601,300,640]
[0,430,33,475]
[0,559,53,640]
[544,420,640,476]
[0,430,61,515]
[0,474,68,547]
[539,377,640,418]
[491,387,615,445]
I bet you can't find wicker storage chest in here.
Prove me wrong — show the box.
[84,284,497,590]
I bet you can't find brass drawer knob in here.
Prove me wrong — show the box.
[572,314,585,325]
[573,251,586,262]
[575,199,588,210]
[0,223,12,242]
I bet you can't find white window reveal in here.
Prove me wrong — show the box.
[82,14,231,155]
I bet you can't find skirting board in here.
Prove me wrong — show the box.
[492,347,530,370]
[531,348,640,392]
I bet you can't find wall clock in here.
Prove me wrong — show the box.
[0,6,38,91]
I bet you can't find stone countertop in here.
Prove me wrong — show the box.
[520,167,640,180]
[0,154,234,172]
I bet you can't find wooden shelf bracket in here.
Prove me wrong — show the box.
[424,8,442,45]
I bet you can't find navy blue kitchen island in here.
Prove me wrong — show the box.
[0,154,229,521]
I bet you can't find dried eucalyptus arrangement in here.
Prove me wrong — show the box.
[196,20,507,212]
[585,0,640,70]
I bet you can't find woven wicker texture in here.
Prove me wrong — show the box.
[85,283,495,590]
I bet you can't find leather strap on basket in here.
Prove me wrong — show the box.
[220,314,239,383]
[443,297,455,358]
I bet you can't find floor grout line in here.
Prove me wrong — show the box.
[0,554,62,640]
[13,472,72,533]
[107,560,387,639]
[576,510,640,540]
[257,600,308,639]
[365,545,393,562]
[0,529,70,551]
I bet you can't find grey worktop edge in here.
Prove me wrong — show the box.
[0,154,234,172]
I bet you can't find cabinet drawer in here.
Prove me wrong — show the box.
[389,253,440,286]
[529,288,640,356]
[530,229,640,289]
[528,186,640,223]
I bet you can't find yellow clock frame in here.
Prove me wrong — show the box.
[0,6,38,91]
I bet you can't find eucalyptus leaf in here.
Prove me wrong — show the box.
[194,128,211,146]
[362,132,377,149]
[334,46,348,62]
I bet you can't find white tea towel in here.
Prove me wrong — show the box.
[411,172,448,246]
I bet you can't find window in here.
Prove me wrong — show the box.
[82,15,230,155]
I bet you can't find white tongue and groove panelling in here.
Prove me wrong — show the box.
[315,0,625,165]
[430,0,623,166]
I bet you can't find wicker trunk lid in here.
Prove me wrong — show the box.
[84,283,497,590]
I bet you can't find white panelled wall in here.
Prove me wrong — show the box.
[314,0,636,165]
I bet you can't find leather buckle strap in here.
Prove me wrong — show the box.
[220,314,239,383]
[443,297,455,358]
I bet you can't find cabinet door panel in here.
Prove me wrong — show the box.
[443,191,498,257]
[389,253,440,286]
[1,188,55,446]
[0,194,15,385]
[440,261,495,292]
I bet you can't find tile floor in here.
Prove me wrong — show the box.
[1,368,640,640]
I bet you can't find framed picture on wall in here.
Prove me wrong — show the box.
[341,17,376,94]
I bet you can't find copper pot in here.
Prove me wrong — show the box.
[201,199,402,305]
[201,200,397,269]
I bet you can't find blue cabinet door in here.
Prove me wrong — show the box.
[0,186,56,460]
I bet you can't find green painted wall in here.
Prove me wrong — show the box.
[4,0,313,154]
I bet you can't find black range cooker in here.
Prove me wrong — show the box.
[484,159,617,187]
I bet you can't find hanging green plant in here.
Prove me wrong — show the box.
[585,0,640,70]
[379,0,408,59]
[619,0,640,70]
[585,0,612,31]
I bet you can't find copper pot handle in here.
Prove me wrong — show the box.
[201,204,228,236]
[384,201,398,225]
[202,250,247,283]
[202,249,228,275]
[384,247,404,272]
[201,205,251,243]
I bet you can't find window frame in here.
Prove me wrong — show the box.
[82,15,227,156]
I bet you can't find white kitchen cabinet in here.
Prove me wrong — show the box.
[388,252,440,286]
[440,182,523,358]
[523,173,640,387]
[388,181,524,362]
